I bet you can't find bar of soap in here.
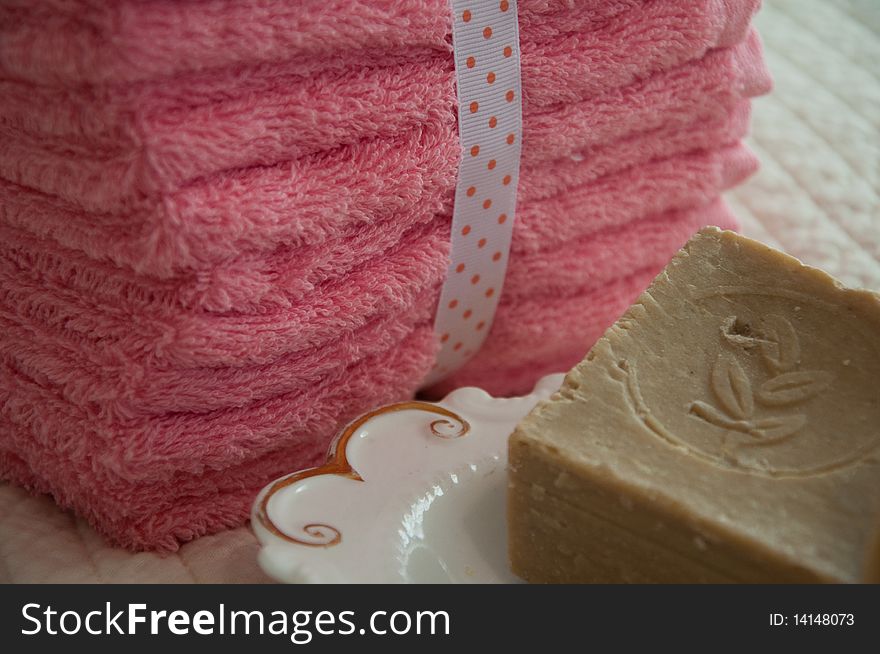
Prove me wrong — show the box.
[509,228,880,583]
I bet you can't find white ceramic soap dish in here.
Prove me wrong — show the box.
[251,374,565,583]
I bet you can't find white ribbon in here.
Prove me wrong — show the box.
[425,0,523,385]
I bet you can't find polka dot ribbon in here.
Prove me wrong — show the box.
[424,0,523,385]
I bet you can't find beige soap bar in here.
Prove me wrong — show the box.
[509,228,880,583]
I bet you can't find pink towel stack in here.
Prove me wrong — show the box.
[0,0,771,550]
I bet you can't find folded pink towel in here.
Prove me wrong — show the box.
[3,187,747,425]
[514,142,756,254]
[0,320,437,485]
[0,3,760,211]
[1,289,439,419]
[3,1,755,87]
[0,34,768,284]
[1,95,753,313]
[0,103,751,329]
[0,120,459,282]
[1,142,755,380]
[519,99,751,203]
[1,219,449,372]
[1,0,605,85]
[0,324,438,550]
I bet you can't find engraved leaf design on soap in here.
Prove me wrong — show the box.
[720,316,763,349]
[689,401,747,431]
[711,352,754,419]
[757,371,834,406]
[749,414,807,442]
[759,315,800,373]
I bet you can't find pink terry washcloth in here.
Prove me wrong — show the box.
[0,219,450,371]
[1,0,756,142]
[522,29,768,163]
[0,323,438,484]
[0,231,447,419]
[0,141,755,381]
[0,296,439,420]
[0,3,761,211]
[0,33,769,284]
[0,120,460,282]
[0,99,753,318]
[514,142,757,254]
[504,200,739,303]
[0,101,752,325]
[0,324,439,551]
[0,0,655,86]
[518,99,752,203]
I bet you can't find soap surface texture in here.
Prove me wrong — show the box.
[509,228,880,583]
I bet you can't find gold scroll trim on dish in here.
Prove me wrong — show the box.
[256,401,470,547]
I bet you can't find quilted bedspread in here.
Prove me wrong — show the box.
[1,0,877,583]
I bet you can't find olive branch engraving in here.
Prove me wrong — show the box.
[688,315,833,443]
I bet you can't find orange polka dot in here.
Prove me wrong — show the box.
[506,89,515,102]
[502,174,512,186]
[469,101,479,113]
[449,299,458,309]
[486,71,496,84]
[493,251,502,261]
[485,287,495,298]
[466,186,476,197]
[441,333,450,343]
[483,26,493,39]
[476,321,486,331]
[454,342,463,351]
[470,145,480,157]
[478,238,487,248]
[488,116,497,128]
[506,133,516,145]
[487,159,496,170]
[463,309,472,319]
[498,213,507,224]
[503,45,512,57]
[500,0,509,11]
[463,9,472,22]
[455,263,465,273]
[461,225,471,236]
[466,56,475,69]
[483,198,492,209]
[471,274,481,285]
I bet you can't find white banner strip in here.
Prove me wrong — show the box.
[425,0,523,385]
